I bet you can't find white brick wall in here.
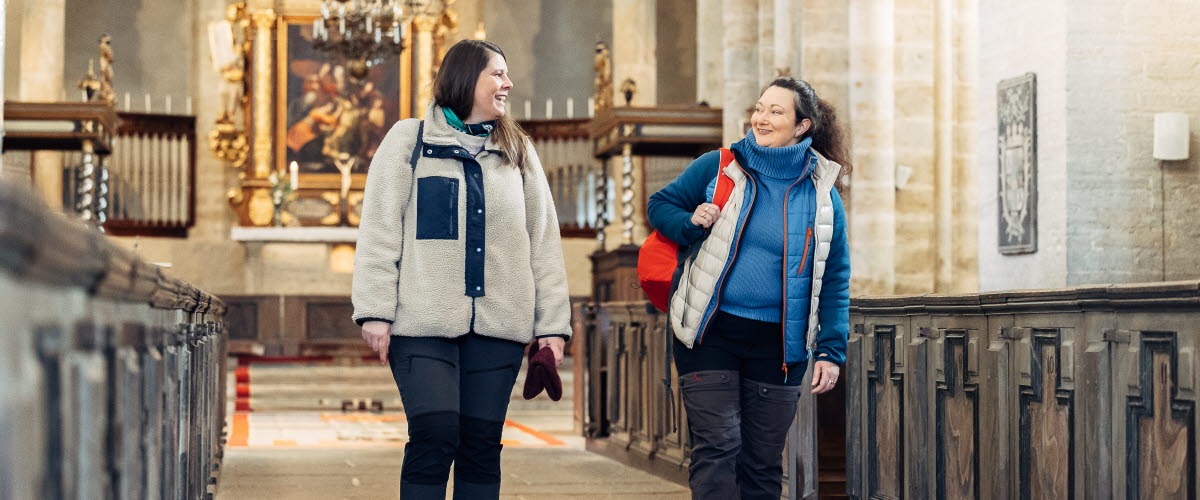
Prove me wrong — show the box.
[1064,0,1200,285]
[979,0,1200,290]
[977,0,1070,291]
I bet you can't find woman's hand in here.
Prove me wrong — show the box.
[811,360,840,394]
[691,203,722,228]
[538,337,567,367]
[361,321,391,365]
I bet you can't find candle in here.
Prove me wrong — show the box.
[588,97,595,117]
[546,99,553,119]
[567,98,574,119]
[125,92,130,111]
[524,100,531,119]
[165,95,172,113]
[186,97,193,114]
[144,93,151,112]
[313,19,320,38]
[289,161,299,190]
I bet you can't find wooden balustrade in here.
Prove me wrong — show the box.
[63,111,197,237]
[580,300,831,498]
[0,179,225,498]
[846,282,1200,499]
[522,118,606,238]
[2,103,196,236]
[581,282,1200,498]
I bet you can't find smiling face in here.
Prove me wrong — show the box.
[465,52,512,123]
[751,85,812,148]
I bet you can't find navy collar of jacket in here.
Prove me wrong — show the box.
[420,102,505,158]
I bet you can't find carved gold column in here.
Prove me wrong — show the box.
[250,9,275,179]
[414,15,438,118]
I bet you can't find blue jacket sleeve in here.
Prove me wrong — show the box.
[815,189,851,365]
[646,150,721,246]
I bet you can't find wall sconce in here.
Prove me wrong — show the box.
[1154,112,1190,161]
[207,2,251,170]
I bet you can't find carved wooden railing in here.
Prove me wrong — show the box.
[846,282,1200,499]
[62,112,197,237]
[0,180,226,499]
[521,118,605,238]
[581,282,1200,498]
[579,300,833,498]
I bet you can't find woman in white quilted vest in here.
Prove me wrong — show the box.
[647,77,852,500]
[351,39,572,499]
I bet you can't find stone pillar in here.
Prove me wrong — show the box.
[952,0,979,291]
[0,0,7,179]
[695,0,723,106]
[773,0,802,78]
[414,15,437,117]
[193,0,235,240]
[757,0,775,86]
[250,9,275,179]
[612,0,656,106]
[21,0,66,208]
[722,0,758,144]
[848,0,896,295]
[934,0,954,290]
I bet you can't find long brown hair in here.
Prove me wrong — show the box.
[433,39,529,169]
[764,77,853,192]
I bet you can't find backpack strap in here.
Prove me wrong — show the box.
[711,148,736,208]
[409,120,425,171]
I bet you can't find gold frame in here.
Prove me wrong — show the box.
[274,14,412,189]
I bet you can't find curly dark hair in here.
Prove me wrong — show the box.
[763,77,853,192]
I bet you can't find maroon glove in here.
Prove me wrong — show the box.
[522,345,562,401]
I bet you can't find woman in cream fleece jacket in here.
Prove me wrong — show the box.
[350,39,571,500]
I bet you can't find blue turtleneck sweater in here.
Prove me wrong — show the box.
[718,133,814,323]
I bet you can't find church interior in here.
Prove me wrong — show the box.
[2,0,1199,498]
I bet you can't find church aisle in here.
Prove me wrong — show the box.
[214,446,690,499]
[213,357,689,499]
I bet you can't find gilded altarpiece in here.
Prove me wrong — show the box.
[229,8,455,227]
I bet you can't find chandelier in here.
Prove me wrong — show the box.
[312,0,439,80]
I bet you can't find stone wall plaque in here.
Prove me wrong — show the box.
[998,73,1038,255]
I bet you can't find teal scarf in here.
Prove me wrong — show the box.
[442,107,496,137]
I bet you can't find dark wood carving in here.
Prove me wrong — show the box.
[1019,329,1073,499]
[937,330,978,500]
[1127,332,1195,499]
[868,325,903,499]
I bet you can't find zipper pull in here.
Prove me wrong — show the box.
[782,363,789,384]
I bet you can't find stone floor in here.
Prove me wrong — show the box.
[213,356,689,499]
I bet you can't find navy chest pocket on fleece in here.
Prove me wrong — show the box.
[416,176,459,240]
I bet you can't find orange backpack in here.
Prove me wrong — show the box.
[638,149,736,312]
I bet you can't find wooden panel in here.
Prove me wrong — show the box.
[846,323,866,499]
[1019,330,1072,499]
[221,295,278,342]
[979,317,1014,500]
[937,330,977,500]
[305,300,358,339]
[223,301,258,340]
[906,323,933,497]
[1127,332,1194,499]
[868,325,903,499]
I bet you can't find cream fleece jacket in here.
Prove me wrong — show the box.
[351,103,572,343]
